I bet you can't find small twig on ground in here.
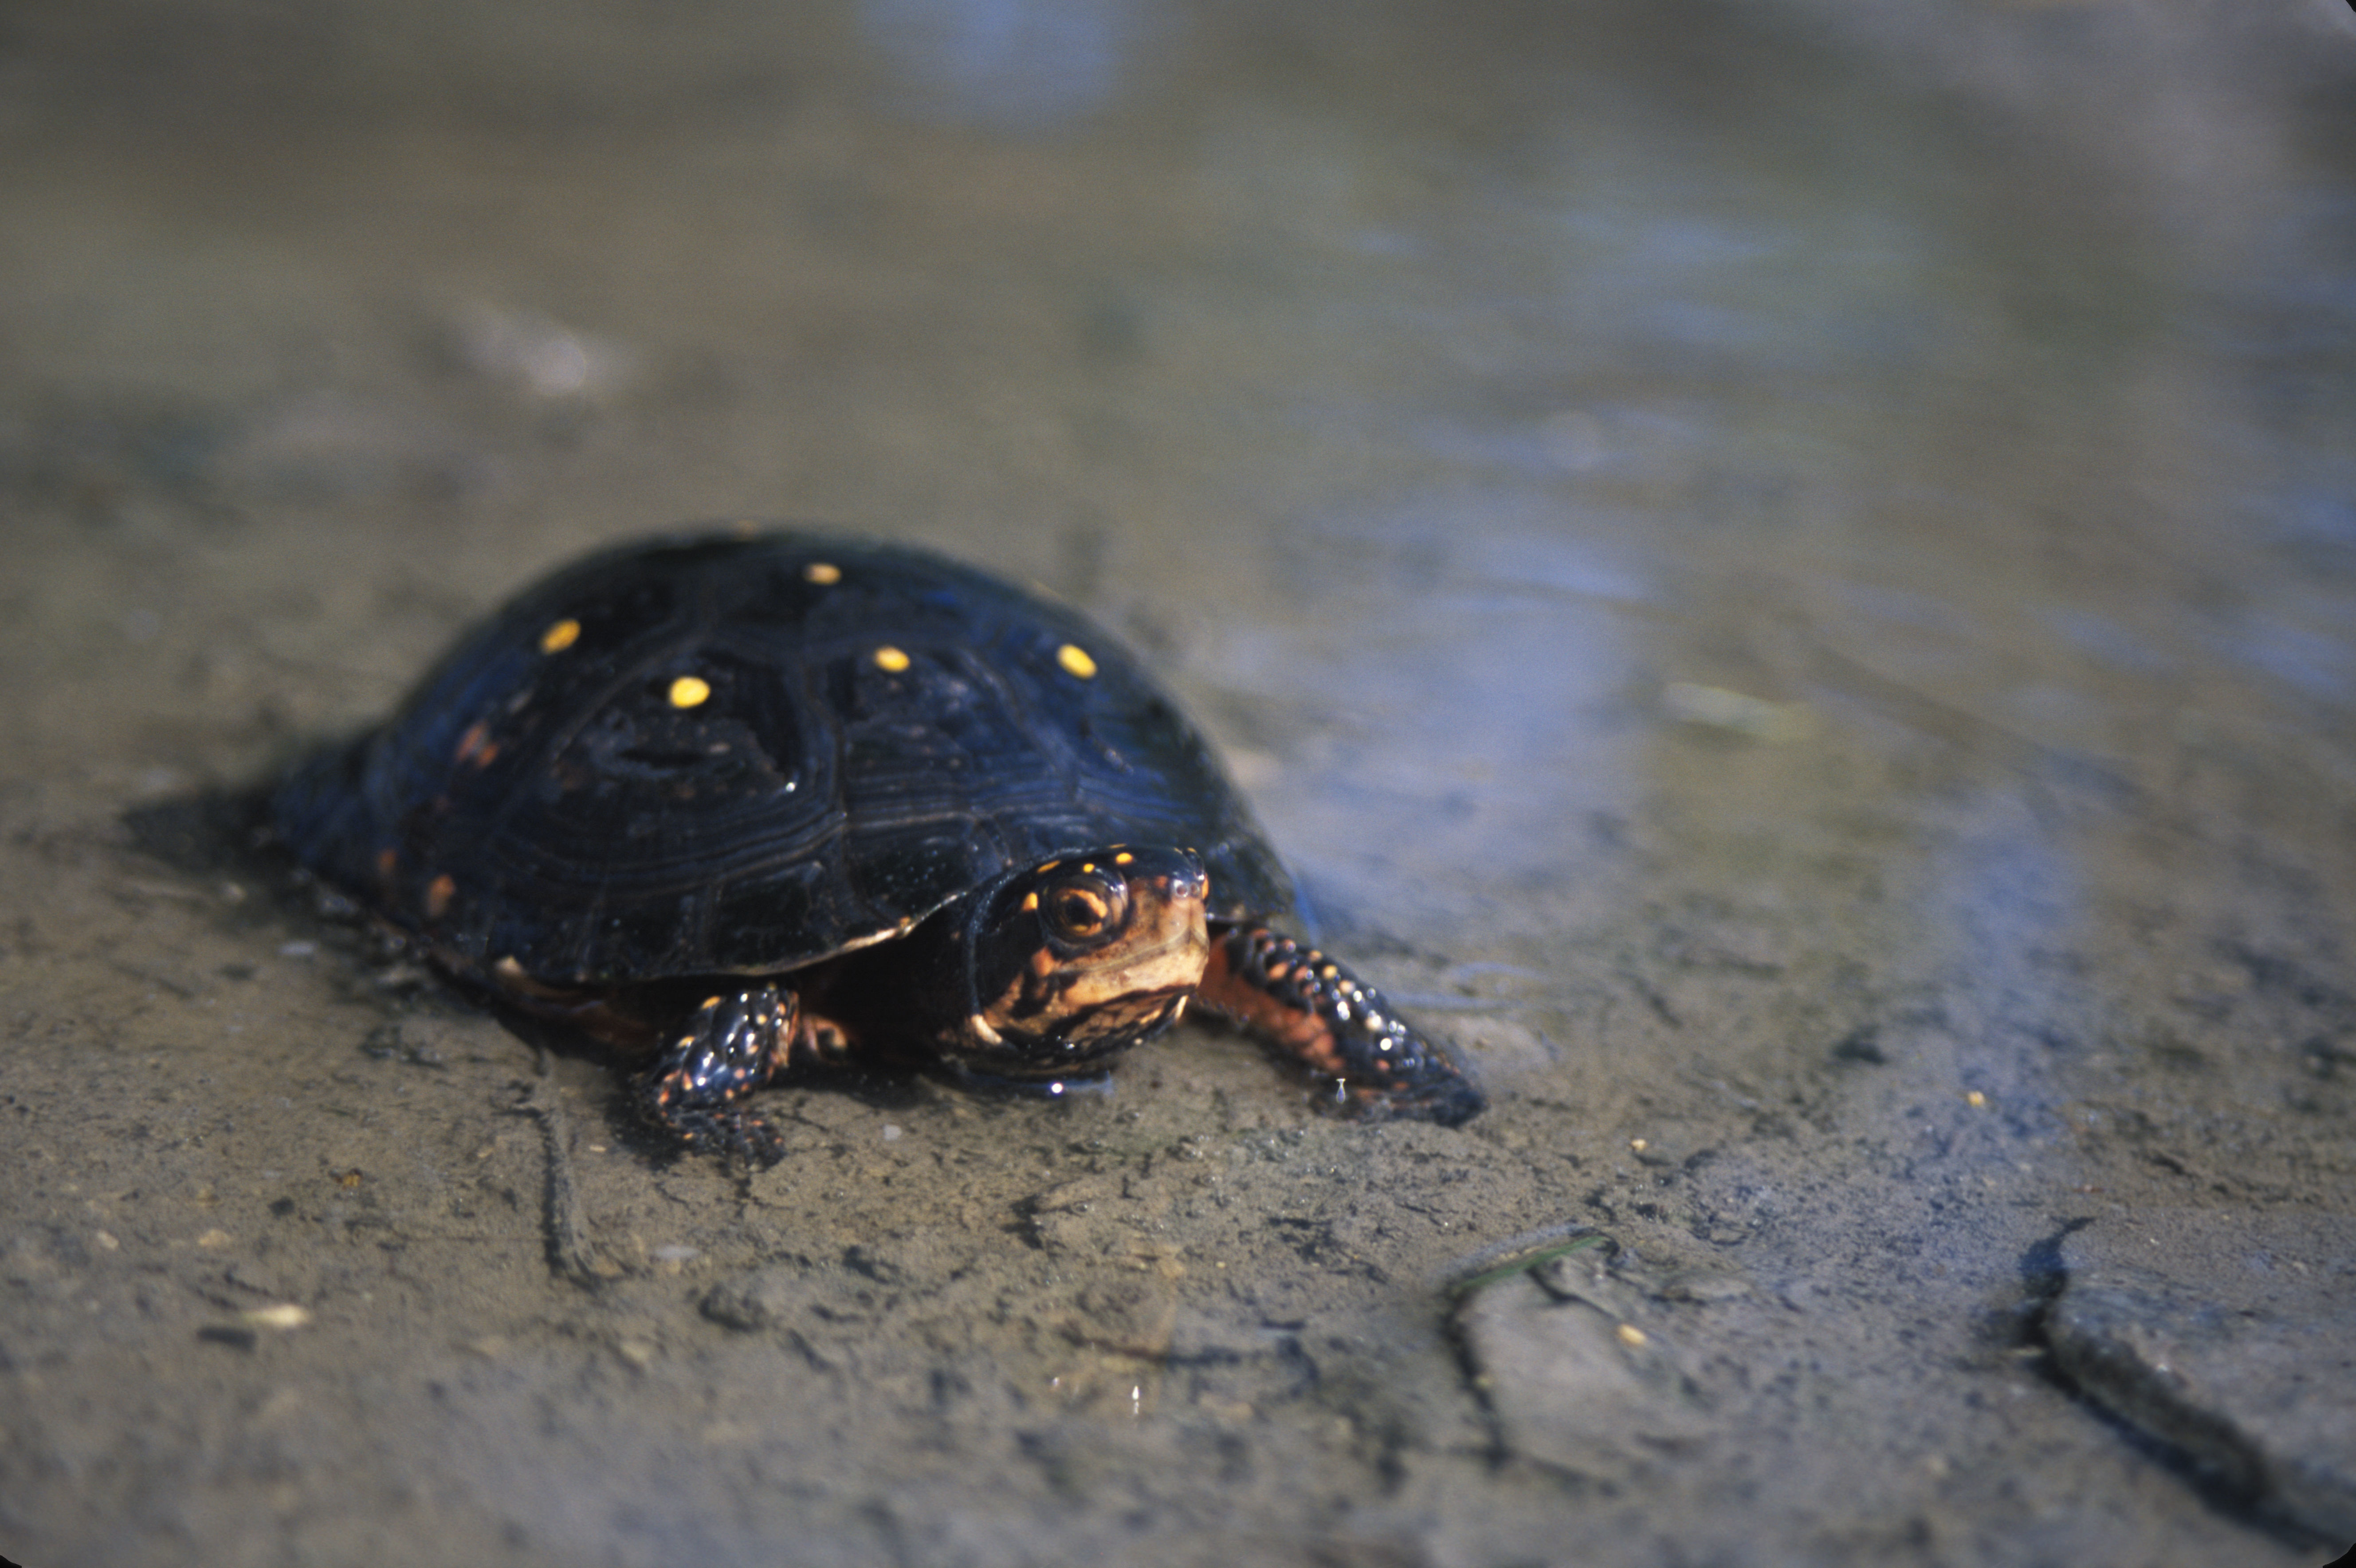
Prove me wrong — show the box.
[505,1047,611,1288]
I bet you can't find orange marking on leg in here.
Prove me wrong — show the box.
[1197,940,1347,1078]
[795,1013,858,1067]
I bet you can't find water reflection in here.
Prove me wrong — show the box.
[1919,790,2079,1106]
[1206,500,1648,936]
[861,0,1145,128]
[2231,614,2353,706]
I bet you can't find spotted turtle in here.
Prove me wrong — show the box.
[274,529,1483,1163]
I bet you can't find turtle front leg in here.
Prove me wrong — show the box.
[638,985,802,1165]
[1198,924,1484,1126]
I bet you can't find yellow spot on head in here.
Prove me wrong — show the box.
[803,562,841,585]
[424,873,456,919]
[873,645,911,673]
[540,618,581,653]
[1616,1323,1649,1349]
[1966,1090,1987,1108]
[1056,643,1098,679]
[1080,863,1096,874]
[1114,852,1134,865]
[1038,860,1061,872]
[1021,892,1039,911]
[669,675,712,708]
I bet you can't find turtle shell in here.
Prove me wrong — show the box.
[274,529,1297,985]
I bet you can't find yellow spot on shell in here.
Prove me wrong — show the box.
[669,676,712,708]
[873,645,911,673]
[539,618,581,653]
[1616,1323,1649,1349]
[1966,1090,1987,1108]
[1056,643,1098,679]
[803,561,841,585]
[1021,892,1039,911]
[1114,852,1134,865]
[424,873,456,919]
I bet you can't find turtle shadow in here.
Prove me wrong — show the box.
[121,782,289,904]
[122,780,429,973]
[120,784,1097,1171]
[482,997,939,1171]
[118,783,654,1118]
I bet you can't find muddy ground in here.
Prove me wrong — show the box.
[1,2,2352,1564]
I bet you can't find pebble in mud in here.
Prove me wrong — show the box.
[1452,1237,1720,1482]
[2041,1210,2356,1541]
[702,1264,862,1334]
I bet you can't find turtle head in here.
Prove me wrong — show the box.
[936,845,1209,1082]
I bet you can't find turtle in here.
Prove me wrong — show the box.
[273,527,1484,1163]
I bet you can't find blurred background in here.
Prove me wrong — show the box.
[2,2,2352,1565]
[5,0,2351,946]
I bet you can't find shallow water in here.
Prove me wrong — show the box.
[3,2,2353,1564]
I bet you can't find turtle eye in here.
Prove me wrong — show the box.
[1041,872,1127,943]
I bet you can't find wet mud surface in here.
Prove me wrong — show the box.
[3,2,2354,1564]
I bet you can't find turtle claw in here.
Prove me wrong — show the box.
[637,984,799,1165]
[656,1104,790,1167]
[1337,1059,1487,1128]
